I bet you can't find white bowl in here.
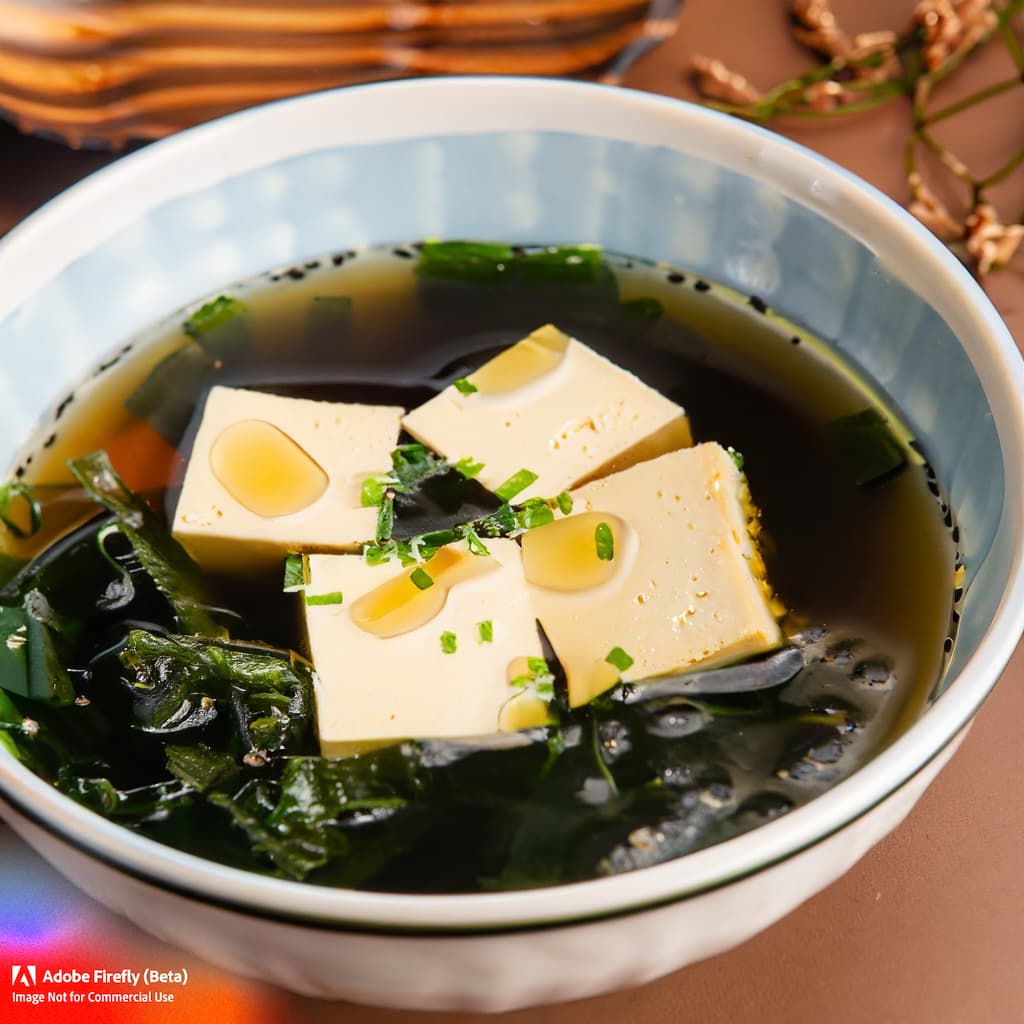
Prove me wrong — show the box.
[0,78,1022,1011]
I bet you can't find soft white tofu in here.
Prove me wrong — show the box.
[522,443,783,707]
[304,539,547,756]
[402,324,691,501]
[172,386,402,574]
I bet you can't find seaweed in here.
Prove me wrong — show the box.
[68,451,227,637]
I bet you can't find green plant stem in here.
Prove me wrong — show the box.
[999,16,1024,70]
[923,76,1021,126]
[981,144,1024,187]
[917,125,976,183]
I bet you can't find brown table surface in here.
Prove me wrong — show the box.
[2,2,1022,1021]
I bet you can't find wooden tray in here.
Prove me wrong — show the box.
[0,0,681,147]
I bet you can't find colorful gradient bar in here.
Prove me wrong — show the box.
[1,824,290,1024]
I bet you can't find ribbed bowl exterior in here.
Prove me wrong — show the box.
[0,0,681,147]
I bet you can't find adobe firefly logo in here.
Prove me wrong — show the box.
[11,965,37,987]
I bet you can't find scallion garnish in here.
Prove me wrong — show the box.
[183,295,246,340]
[306,591,343,607]
[594,522,615,561]
[360,476,387,507]
[509,656,556,698]
[454,456,484,479]
[282,553,307,593]
[535,680,555,701]
[605,646,634,672]
[520,501,554,530]
[375,491,395,543]
[477,620,493,643]
[440,631,457,654]
[410,568,434,590]
[495,469,539,502]
[453,377,478,396]
[459,524,490,557]
[555,491,573,515]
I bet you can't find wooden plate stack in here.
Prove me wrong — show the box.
[0,0,681,148]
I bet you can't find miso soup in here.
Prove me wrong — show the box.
[0,243,956,892]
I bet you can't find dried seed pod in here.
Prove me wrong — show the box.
[907,180,965,242]
[966,203,1024,274]
[691,54,763,105]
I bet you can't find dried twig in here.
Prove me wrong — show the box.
[690,0,1024,275]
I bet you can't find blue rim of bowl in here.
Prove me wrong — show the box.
[0,76,1022,934]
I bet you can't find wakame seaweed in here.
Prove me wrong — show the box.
[0,449,872,888]
[126,294,249,443]
[68,451,227,638]
[417,242,606,285]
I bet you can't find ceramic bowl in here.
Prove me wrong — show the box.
[0,78,1021,1012]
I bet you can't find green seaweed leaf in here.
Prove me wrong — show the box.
[68,451,227,637]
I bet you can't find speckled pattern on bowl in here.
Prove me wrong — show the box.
[0,79,1021,1011]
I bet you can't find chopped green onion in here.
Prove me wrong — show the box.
[419,528,458,549]
[306,592,343,607]
[555,491,573,515]
[454,455,484,479]
[395,545,419,567]
[282,553,307,593]
[453,377,478,396]
[440,631,457,654]
[364,542,392,566]
[458,524,491,557]
[410,568,434,590]
[509,656,555,697]
[477,620,493,643]
[375,491,395,543]
[521,503,554,530]
[360,476,387,507]
[605,646,634,672]
[183,295,246,339]
[535,680,555,701]
[594,522,615,561]
[726,446,745,472]
[495,469,539,502]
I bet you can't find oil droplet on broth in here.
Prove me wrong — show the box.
[521,511,627,591]
[468,323,568,394]
[351,546,498,638]
[210,419,328,517]
[498,689,550,732]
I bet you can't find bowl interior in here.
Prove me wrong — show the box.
[0,78,1020,929]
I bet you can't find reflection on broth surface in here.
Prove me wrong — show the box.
[0,243,956,893]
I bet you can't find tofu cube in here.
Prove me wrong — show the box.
[402,325,691,502]
[521,443,783,707]
[173,386,402,574]
[304,539,547,756]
